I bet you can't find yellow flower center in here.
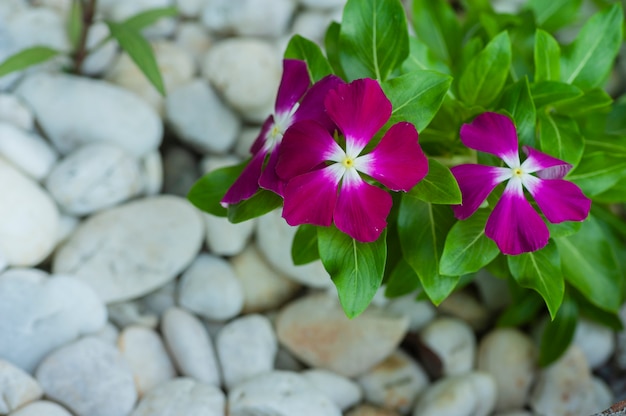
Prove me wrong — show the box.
[342,157,355,169]
[513,167,523,177]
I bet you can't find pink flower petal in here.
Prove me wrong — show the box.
[450,164,511,220]
[293,75,345,132]
[281,166,342,227]
[523,176,591,223]
[334,169,393,243]
[275,59,310,115]
[258,144,285,196]
[221,151,266,205]
[357,122,428,191]
[521,146,572,179]
[324,78,392,156]
[250,116,274,155]
[485,179,549,255]
[460,112,520,167]
[276,120,343,181]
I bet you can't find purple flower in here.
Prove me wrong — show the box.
[221,59,343,205]
[276,78,428,243]
[451,112,591,255]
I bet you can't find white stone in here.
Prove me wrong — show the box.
[176,0,208,17]
[175,22,212,66]
[0,159,59,267]
[0,359,43,413]
[15,72,162,157]
[161,307,221,386]
[139,281,177,317]
[276,293,409,377]
[573,318,615,369]
[105,0,176,38]
[131,378,225,416]
[7,7,70,52]
[384,294,436,332]
[118,326,177,396]
[256,209,333,288]
[231,245,300,313]
[53,196,204,303]
[529,346,597,416]
[201,0,296,37]
[291,10,336,44]
[106,41,195,115]
[297,0,346,9]
[358,349,429,414]
[303,369,362,411]
[166,79,241,154]
[437,290,489,330]
[0,271,106,373]
[346,405,401,416]
[107,300,157,329]
[93,322,120,345]
[477,328,537,412]
[203,213,254,256]
[0,93,33,130]
[229,371,342,416]
[9,401,72,416]
[473,269,511,311]
[233,127,260,159]
[419,317,476,376]
[202,38,281,122]
[162,146,201,196]
[199,153,241,174]
[178,254,244,321]
[46,143,143,215]
[55,214,79,245]
[35,337,136,416]
[216,314,277,389]
[81,22,118,76]
[140,150,163,196]
[592,376,614,414]
[413,372,497,416]
[0,122,57,180]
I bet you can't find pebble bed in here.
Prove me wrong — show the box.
[0,0,625,415]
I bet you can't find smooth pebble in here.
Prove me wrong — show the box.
[0,359,42,413]
[131,378,225,416]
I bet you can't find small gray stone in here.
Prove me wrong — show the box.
[228,371,342,416]
[80,22,118,76]
[108,300,159,329]
[139,281,177,317]
[104,0,176,39]
[437,290,490,330]
[176,0,208,17]
[383,294,436,332]
[203,213,255,257]
[297,0,346,9]
[93,321,120,345]
[302,369,362,411]
[131,378,225,416]
[161,307,221,386]
[0,93,33,130]
[419,317,476,376]
[174,22,212,66]
[0,359,42,413]
[216,314,277,389]
[36,337,137,416]
[162,146,200,197]
[201,0,296,37]
[9,401,72,416]
[178,253,244,321]
[0,122,57,181]
[140,150,163,196]
[573,318,615,369]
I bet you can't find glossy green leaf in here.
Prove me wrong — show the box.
[187,162,245,217]
[291,224,319,266]
[408,159,461,204]
[606,96,626,136]
[499,77,536,147]
[556,217,622,312]
[459,31,512,107]
[552,88,612,117]
[440,211,499,276]
[107,21,165,96]
[527,0,582,31]
[121,6,178,31]
[339,0,409,81]
[530,81,583,109]
[318,227,387,318]
[398,195,457,304]
[534,29,560,82]
[571,289,623,331]
[411,0,461,66]
[538,113,583,167]
[68,0,83,50]
[561,4,623,90]
[382,70,452,132]
[0,46,60,78]
[324,21,347,80]
[546,221,581,239]
[284,35,333,82]
[384,259,421,298]
[508,241,563,319]
[539,295,577,366]
[567,151,626,196]
[401,37,450,75]
[497,291,543,327]
[227,190,283,224]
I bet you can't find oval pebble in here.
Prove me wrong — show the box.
[302,369,362,411]
[419,317,476,377]
[0,122,57,180]
[0,359,42,413]
[131,378,225,416]
[9,401,72,416]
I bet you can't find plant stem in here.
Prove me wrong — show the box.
[73,0,98,74]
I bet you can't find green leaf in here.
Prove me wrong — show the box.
[401,37,450,75]
[499,77,536,147]
[284,35,333,83]
[606,96,626,136]
[552,88,612,117]
[68,0,83,50]
[106,21,165,96]
[539,295,578,366]
[561,4,623,91]
[440,211,499,276]
[324,21,347,80]
[458,31,512,107]
[318,227,387,318]
[339,0,409,81]
[527,0,582,32]
[398,195,457,304]
[227,190,283,224]
[384,258,421,298]
[121,6,178,32]
[507,241,564,319]
[546,221,581,239]
[571,289,623,331]
[534,29,560,82]
[291,224,319,266]
[409,159,461,204]
[0,46,60,78]
[567,151,626,196]
[382,70,452,131]
[556,217,622,313]
[187,162,245,217]
[530,81,583,109]
[411,0,461,66]
[497,291,543,327]
[537,113,583,167]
